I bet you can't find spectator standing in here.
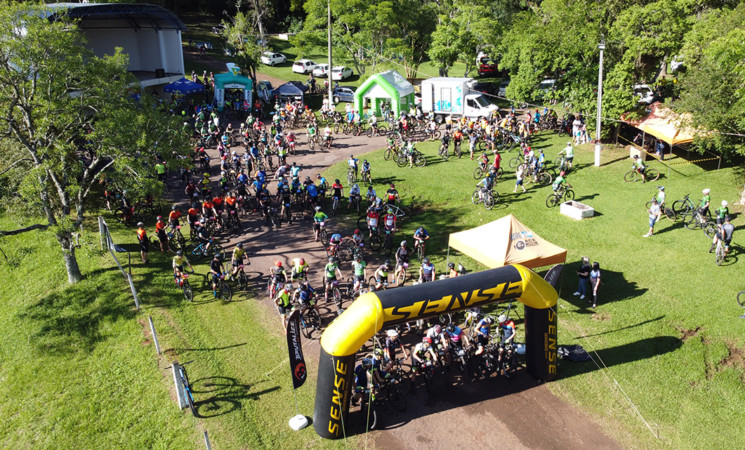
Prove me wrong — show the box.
[644,198,662,237]
[589,262,601,308]
[573,257,591,300]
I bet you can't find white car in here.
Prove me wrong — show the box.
[633,84,655,104]
[260,52,286,66]
[313,63,330,78]
[331,66,353,81]
[292,59,317,74]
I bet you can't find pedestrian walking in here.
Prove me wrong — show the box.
[644,198,661,237]
[589,262,601,308]
[573,257,591,300]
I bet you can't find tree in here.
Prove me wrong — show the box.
[221,10,264,82]
[0,3,189,284]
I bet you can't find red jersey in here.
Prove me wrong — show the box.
[136,228,147,242]
[168,210,181,222]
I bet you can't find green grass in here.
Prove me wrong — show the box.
[322,131,745,449]
[0,215,353,448]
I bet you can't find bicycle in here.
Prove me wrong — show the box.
[644,198,677,221]
[438,142,449,161]
[414,241,425,262]
[715,239,727,266]
[174,361,198,417]
[671,193,699,218]
[213,272,233,301]
[167,226,187,252]
[190,239,223,261]
[318,222,329,245]
[682,210,717,237]
[546,183,574,208]
[327,279,343,309]
[235,264,250,291]
[624,166,660,183]
[471,188,499,210]
[331,195,341,217]
[295,302,322,339]
[473,163,503,180]
[394,262,408,286]
[175,272,194,301]
[365,124,388,138]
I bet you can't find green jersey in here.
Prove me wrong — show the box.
[700,195,711,208]
[352,260,367,276]
[308,126,317,136]
[715,206,729,219]
[553,175,566,189]
[656,191,665,204]
[325,263,338,278]
[563,146,573,157]
[277,289,290,307]
[314,212,328,223]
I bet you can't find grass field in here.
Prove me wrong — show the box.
[0,215,354,449]
[322,130,745,448]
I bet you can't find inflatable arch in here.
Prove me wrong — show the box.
[313,264,560,439]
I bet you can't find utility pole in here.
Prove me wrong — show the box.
[327,1,333,110]
[594,36,605,167]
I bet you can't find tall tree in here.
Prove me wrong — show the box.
[0,3,189,283]
[221,10,264,82]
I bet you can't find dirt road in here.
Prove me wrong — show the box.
[179,52,620,449]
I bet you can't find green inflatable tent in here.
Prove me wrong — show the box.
[353,69,415,118]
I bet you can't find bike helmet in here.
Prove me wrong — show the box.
[354,229,361,234]
[349,154,354,158]
[354,254,362,262]
[171,205,177,211]
[315,206,322,211]
[237,243,243,249]
[722,200,728,207]
[334,179,340,184]
[446,324,455,333]
[361,358,373,369]
[285,283,293,290]
[203,173,210,177]
[400,240,407,247]
[482,153,487,157]
[658,186,665,191]
[387,207,394,213]
[176,250,183,256]
[560,171,565,176]
[374,348,383,356]
[384,259,391,267]
[137,222,144,228]
[434,325,442,334]
[447,262,455,269]
[498,314,507,323]
[567,141,572,145]
[328,256,335,263]
[390,183,395,188]
[157,216,163,220]
[299,257,305,264]
[422,257,430,264]
[422,337,432,344]
[703,188,711,194]
[363,160,368,164]
[632,155,639,159]
[316,174,322,179]
[275,260,282,267]
[387,329,399,338]
[485,316,494,324]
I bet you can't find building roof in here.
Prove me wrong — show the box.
[44,3,186,31]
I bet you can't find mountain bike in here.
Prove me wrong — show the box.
[167,226,187,252]
[213,272,233,301]
[190,239,223,261]
[644,198,676,220]
[682,210,717,237]
[473,163,503,180]
[327,279,343,309]
[347,167,356,185]
[331,195,341,217]
[235,264,250,291]
[295,302,322,339]
[394,262,409,286]
[624,166,660,183]
[496,342,518,378]
[546,183,574,208]
[438,142,449,161]
[715,239,727,266]
[174,361,198,417]
[671,193,699,217]
[175,272,194,301]
[472,188,499,210]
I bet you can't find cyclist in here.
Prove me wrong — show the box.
[172,250,193,282]
[348,183,361,209]
[498,314,516,344]
[323,256,344,302]
[155,216,168,253]
[558,141,574,169]
[445,323,470,351]
[386,183,400,205]
[136,222,149,263]
[316,174,328,199]
[631,155,648,183]
[710,215,734,256]
[274,282,293,332]
[368,111,378,134]
[230,243,248,279]
[351,254,367,292]
[411,337,438,374]
[348,154,359,181]
[291,257,310,283]
[447,262,459,278]
[312,206,328,242]
[656,186,666,209]
[293,281,320,315]
[365,185,377,206]
[269,260,288,297]
[440,132,451,156]
[419,257,436,283]
[351,358,373,405]
[168,205,182,230]
[453,128,464,155]
[323,124,333,146]
[209,254,225,298]
[552,170,567,193]
[474,315,493,355]
[361,160,371,182]
[384,329,409,362]
[476,168,497,202]
[394,240,410,284]
[331,179,344,209]
[306,122,317,145]
[373,260,392,290]
[366,204,380,238]
[700,188,711,218]
[413,226,430,257]
[715,200,729,225]
[328,232,343,256]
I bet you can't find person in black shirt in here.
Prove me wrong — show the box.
[209,255,224,297]
[394,240,410,285]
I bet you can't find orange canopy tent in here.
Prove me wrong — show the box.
[624,102,696,146]
[448,214,567,269]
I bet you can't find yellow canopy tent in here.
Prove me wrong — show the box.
[626,102,696,146]
[448,214,567,269]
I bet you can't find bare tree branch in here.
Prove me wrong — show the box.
[0,223,48,237]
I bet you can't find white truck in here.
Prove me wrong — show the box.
[420,77,499,123]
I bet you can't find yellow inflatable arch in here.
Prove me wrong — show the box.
[313,264,560,439]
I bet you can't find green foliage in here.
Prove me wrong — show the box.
[221,10,263,81]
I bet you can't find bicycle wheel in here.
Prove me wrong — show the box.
[333,288,342,309]
[623,171,637,183]
[439,146,449,161]
[395,154,407,168]
[347,170,355,185]
[386,386,407,412]
[537,171,552,186]
[546,194,559,208]
[395,266,407,286]
[704,222,717,238]
[473,167,484,180]
[672,200,689,216]
[484,195,495,210]
[181,369,198,417]
[384,148,392,161]
[309,137,316,150]
[716,243,725,265]
[471,190,481,205]
[333,123,340,134]
[509,156,521,169]
[369,232,382,251]
[414,154,426,167]
[362,402,377,431]
[182,280,194,302]
[300,315,313,339]
[683,213,698,230]
[646,168,661,181]
[308,309,322,331]
[664,207,677,221]
[220,282,233,301]
[433,130,442,140]
[238,272,248,291]
[564,189,575,202]
[393,369,412,395]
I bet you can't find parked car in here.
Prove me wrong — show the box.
[333,86,357,104]
[537,79,557,100]
[292,59,317,74]
[257,80,274,103]
[260,52,286,66]
[670,56,684,72]
[331,66,353,81]
[498,79,510,97]
[633,84,655,104]
[313,63,330,78]
[477,57,499,77]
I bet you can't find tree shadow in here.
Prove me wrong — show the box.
[17,270,136,354]
[574,316,666,339]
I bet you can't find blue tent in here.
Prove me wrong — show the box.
[163,78,205,95]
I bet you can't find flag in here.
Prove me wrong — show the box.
[286,309,307,389]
